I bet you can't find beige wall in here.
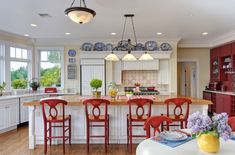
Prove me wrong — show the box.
[177,48,210,98]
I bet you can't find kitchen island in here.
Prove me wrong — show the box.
[24,95,212,149]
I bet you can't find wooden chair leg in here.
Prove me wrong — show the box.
[86,121,90,152]
[69,118,71,145]
[107,119,110,145]
[44,124,47,154]
[63,122,65,154]
[105,122,107,153]
[129,121,132,153]
[127,117,129,147]
[49,122,52,146]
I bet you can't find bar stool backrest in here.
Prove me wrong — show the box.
[40,98,67,122]
[127,98,153,119]
[144,116,172,138]
[164,98,192,120]
[228,116,235,131]
[83,98,110,120]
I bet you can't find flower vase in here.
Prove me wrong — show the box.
[197,133,220,153]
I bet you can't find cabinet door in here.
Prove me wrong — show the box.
[220,44,231,57]
[7,103,19,127]
[216,94,231,115]
[0,106,6,130]
[142,60,159,70]
[122,61,141,70]
[158,60,169,84]
[113,61,122,85]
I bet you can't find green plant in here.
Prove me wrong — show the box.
[0,82,6,91]
[90,79,102,91]
[30,81,40,89]
[11,79,28,89]
[126,91,133,94]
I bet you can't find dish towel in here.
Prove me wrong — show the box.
[151,136,194,148]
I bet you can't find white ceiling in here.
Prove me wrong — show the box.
[0,0,235,46]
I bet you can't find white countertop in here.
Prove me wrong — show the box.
[0,92,76,101]
[204,90,235,96]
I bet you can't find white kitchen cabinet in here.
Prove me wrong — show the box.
[122,60,159,70]
[0,98,19,133]
[158,60,169,84]
[81,59,105,95]
[113,61,122,85]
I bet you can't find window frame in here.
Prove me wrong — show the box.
[0,42,5,84]
[35,47,64,89]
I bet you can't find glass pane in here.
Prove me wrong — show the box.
[10,61,28,82]
[48,51,61,63]
[40,62,61,87]
[22,49,28,59]
[10,47,15,58]
[16,48,22,58]
[40,51,48,61]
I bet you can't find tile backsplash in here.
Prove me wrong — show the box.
[122,70,158,86]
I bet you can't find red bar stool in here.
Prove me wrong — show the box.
[126,98,153,152]
[228,116,235,131]
[162,98,192,130]
[144,116,172,138]
[83,98,110,153]
[40,99,71,154]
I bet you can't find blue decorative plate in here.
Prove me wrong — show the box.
[106,43,113,51]
[160,43,172,51]
[159,131,188,142]
[145,41,158,51]
[81,43,93,51]
[94,42,106,51]
[134,43,145,51]
[68,49,76,57]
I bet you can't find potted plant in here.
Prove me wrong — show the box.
[90,78,102,98]
[0,82,6,96]
[187,112,232,153]
[29,78,40,92]
[11,79,28,95]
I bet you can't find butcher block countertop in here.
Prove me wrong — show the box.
[23,95,212,106]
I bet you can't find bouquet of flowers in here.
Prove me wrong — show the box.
[187,112,232,141]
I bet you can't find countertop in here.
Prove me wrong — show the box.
[0,92,76,101]
[23,95,212,106]
[203,90,235,96]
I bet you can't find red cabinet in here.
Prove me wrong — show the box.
[220,44,231,57]
[216,93,231,116]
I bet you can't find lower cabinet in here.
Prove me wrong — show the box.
[203,91,234,116]
[0,98,19,132]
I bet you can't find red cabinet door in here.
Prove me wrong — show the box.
[216,93,231,115]
[232,43,235,55]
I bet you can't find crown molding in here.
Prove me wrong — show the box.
[210,30,235,48]
[178,42,211,48]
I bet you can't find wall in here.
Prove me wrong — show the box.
[177,48,210,98]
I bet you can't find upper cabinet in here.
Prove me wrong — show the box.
[158,60,169,84]
[122,60,159,70]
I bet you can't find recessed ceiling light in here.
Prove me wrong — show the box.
[190,13,194,17]
[24,34,29,37]
[111,32,116,35]
[30,24,37,27]
[157,32,162,35]
[202,32,208,35]
[65,32,71,35]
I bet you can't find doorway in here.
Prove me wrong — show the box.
[177,61,198,98]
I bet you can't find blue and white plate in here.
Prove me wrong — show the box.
[134,43,145,51]
[106,43,113,51]
[160,43,172,51]
[68,49,76,57]
[81,43,93,51]
[159,131,188,142]
[94,42,106,51]
[145,41,158,51]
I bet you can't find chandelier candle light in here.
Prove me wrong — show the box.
[65,0,96,24]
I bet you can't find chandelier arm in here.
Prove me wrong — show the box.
[131,16,138,45]
[121,17,127,41]
[82,0,87,8]
[70,0,76,7]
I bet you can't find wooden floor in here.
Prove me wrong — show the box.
[0,125,137,155]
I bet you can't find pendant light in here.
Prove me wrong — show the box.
[105,51,119,61]
[139,52,154,60]
[122,50,137,61]
[65,0,96,24]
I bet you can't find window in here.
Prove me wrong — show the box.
[0,44,4,83]
[10,47,31,83]
[39,50,63,87]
